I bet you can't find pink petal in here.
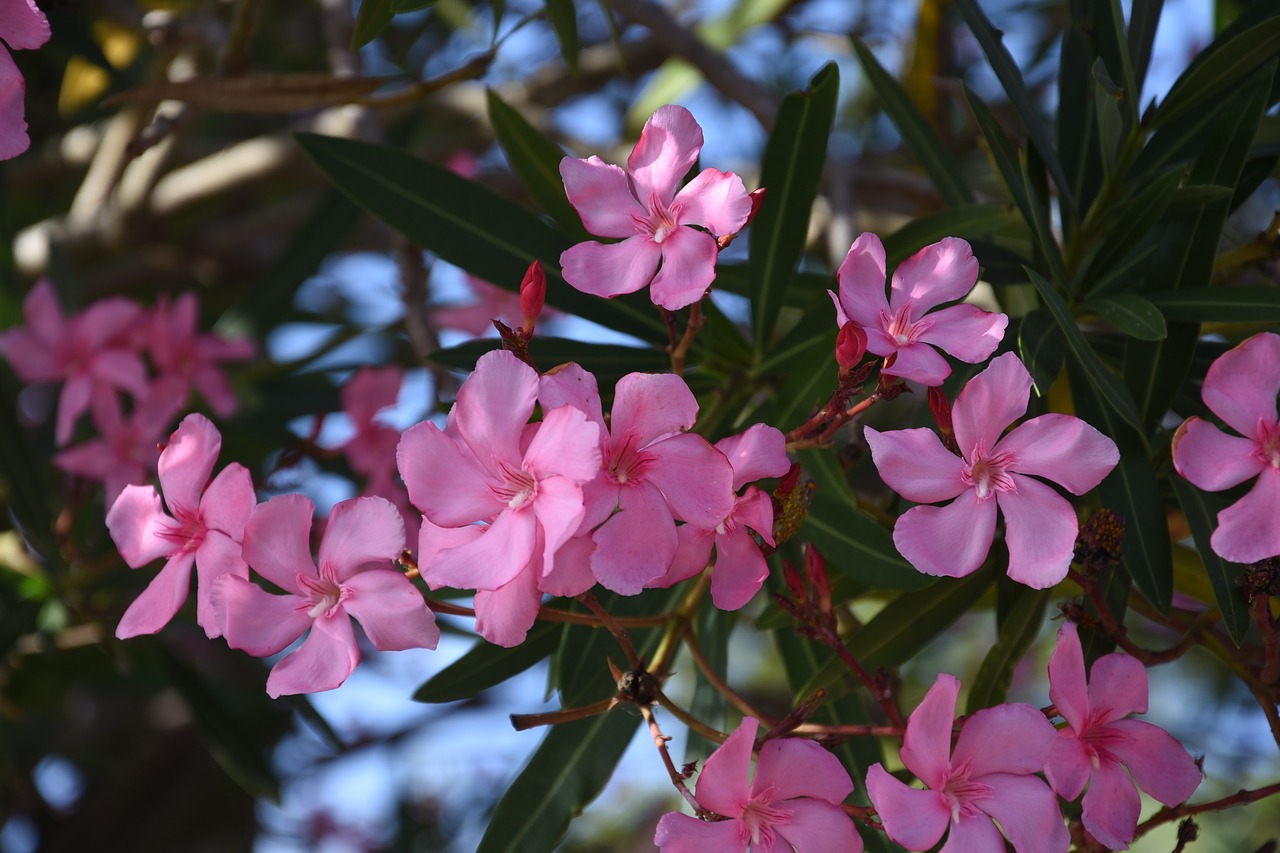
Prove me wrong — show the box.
[658,523,715,588]
[644,432,735,528]
[1087,651,1148,720]
[864,426,967,503]
[531,475,586,575]
[473,558,542,647]
[54,439,115,481]
[540,534,596,597]
[214,574,310,656]
[893,490,996,579]
[397,421,504,525]
[0,0,51,51]
[193,530,248,637]
[199,462,256,541]
[55,375,92,446]
[0,327,59,381]
[952,352,1031,458]
[343,366,403,424]
[976,773,1069,853]
[523,405,601,483]
[733,487,774,545]
[22,280,64,345]
[417,517,483,568]
[938,812,1006,853]
[709,525,769,610]
[999,414,1119,495]
[998,474,1079,589]
[890,237,979,319]
[673,168,751,236]
[539,363,607,436]
[714,424,789,491]
[318,496,405,580]
[649,226,718,310]
[115,551,195,638]
[774,799,864,853]
[1172,417,1265,491]
[1210,467,1280,563]
[915,303,1007,363]
[694,717,756,816]
[900,673,960,789]
[627,104,703,206]
[881,342,954,386]
[1047,622,1090,733]
[242,493,317,594]
[865,763,950,851]
[654,812,747,853]
[1106,718,1201,806]
[612,372,699,447]
[423,508,536,591]
[89,350,149,397]
[951,703,1055,778]
[1044,732,1093,802]
[0,45,31,160]
[1079,757,1140,850]
[191,366,239,417]
[157,414,222,514]
[106,485,181,567]
[561,235,662,299]
[590,482,678,594]
[451,349,538,469]
[1201,332,1280,438]
[835,233,889,332]
[265,612,360,697]
[559,154,647,238]
[753,736,853,804]
[342,569,439,651]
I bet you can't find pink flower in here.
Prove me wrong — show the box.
[147,292,256,418]
[654,717,863,853]
[829,234,1007,386]
[559,104,752,310]
[0,280,148,445]
[397,350,601,646]
[1045,623,1200,850]
[0,0,49,159]
[866,673,1068,853]
[539,363,734,596]
[338,366,402,484]
[865,352,1119,588]
[106,413,255,639]
[1172,331,1280,563]
[215,494,439,697]
[659,424,790,610]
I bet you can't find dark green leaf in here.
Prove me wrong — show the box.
[1128,0,1166,98]
[1169,184,1234,208]
[394,0,437,10]
[1170,477,1251,645]
[755,302,837,432]
[967,583,1049,713]
[294,133,667,344]
[851,37,973,206]
[749,62,839,351]
[352,0,394,49]
[1083,167,1183,290]
[1087,293,1167,340]
[414,623,562,703]
[882,203,1019,266]
[1146,287,1280,322]
[557,589,677,707]
[1017,309,1066,395]
[486,89,586,237]
[544,0,580,72]
[1093,58,1124,177]
[430,338,670,389]
[1152,16,1280,128]
[685,604,731,763]
[0,366,59,571]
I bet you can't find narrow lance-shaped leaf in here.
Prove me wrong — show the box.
[1170,476,1251,646]
[1086,293,1167,341]
[1145,287,1280,323]
[685,603,731,763]
[414,622,563,703]
[1151,16,1280,128]
[881,203,1018,266]
[1017,309,1066,396]
[544,0,580,72]
[967,580,1049,713]
[352,0,394,49]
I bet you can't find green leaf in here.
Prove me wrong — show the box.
[1025,267,1145,433]
[1170,477,1251,645]
[753,292,837,430]
[352,0,395,49]
[414,623,562,703]
[1093,58,1124,177]
[1083,167,1183,290]
[1017,309,1066,396]
[967,581,1050,713]
[1086,293,1167,341]
[1145,287,1280,322]
[544,0,580,72]
[0,366,59,571]
[685,604,731,763]
[485,89,586,237]
[953,0,1076,218]
[294,133,668,344]
[1151,16,1280,128]
[851,37,973,206]
[477,711,637,853]
[557,589,677,707]
[749,62,839,351]
[881,203,1019,266]
[799,449,933,591]
[1128,0,1166,97]
[430,338,671,389]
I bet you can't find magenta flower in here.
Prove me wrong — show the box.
[1172,331,1280,563]
[865,352,1119,588]
[655,717,863,852]
[659,424,791,610]
[0,0,49,159]
[559,104,752,310]
[397,350,601,646]
[338,366,402,484]
[215,494,439,697]
[539,363,734,595]
[866,673,1068,853]
[147,292,256,418]
[106,413,255,639]
[1045,623,1200,850]
[0,280,149,445]
[829,233,1007,386]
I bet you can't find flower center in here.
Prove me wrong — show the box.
[156,507,207,553]
[885,308,917,347]
[489,460,538,510]
[737,789,791,847]
[298,572,345,619]
[1260,421,1280,470]
[607,434,652,486]
[941,761,994,823]
[962,443,1017,500]
[632,191,683,244]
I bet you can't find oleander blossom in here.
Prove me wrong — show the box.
[146,291,256,418]
[829,233,1007,386]
[866,673,1068,853]
[1045,622,1201,850]
[1172,331,1280,563]
[215,494,439,697]
[0,0,50,159]
[559,104,752,310]
[865,352,1119,588]
[654,717,863,852]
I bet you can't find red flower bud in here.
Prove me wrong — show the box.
[716,188,767,249]
[836,322,867,373]
[928,386,953,437]
[520,260,546,337]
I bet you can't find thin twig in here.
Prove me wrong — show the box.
[640,705,707,816]
[683,626,780,726]
[1135,780,1280,836]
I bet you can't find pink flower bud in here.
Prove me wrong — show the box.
[520,260,546,336]
[836,322,867,373]
[745,187,766,226]
[928,385,953,437]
